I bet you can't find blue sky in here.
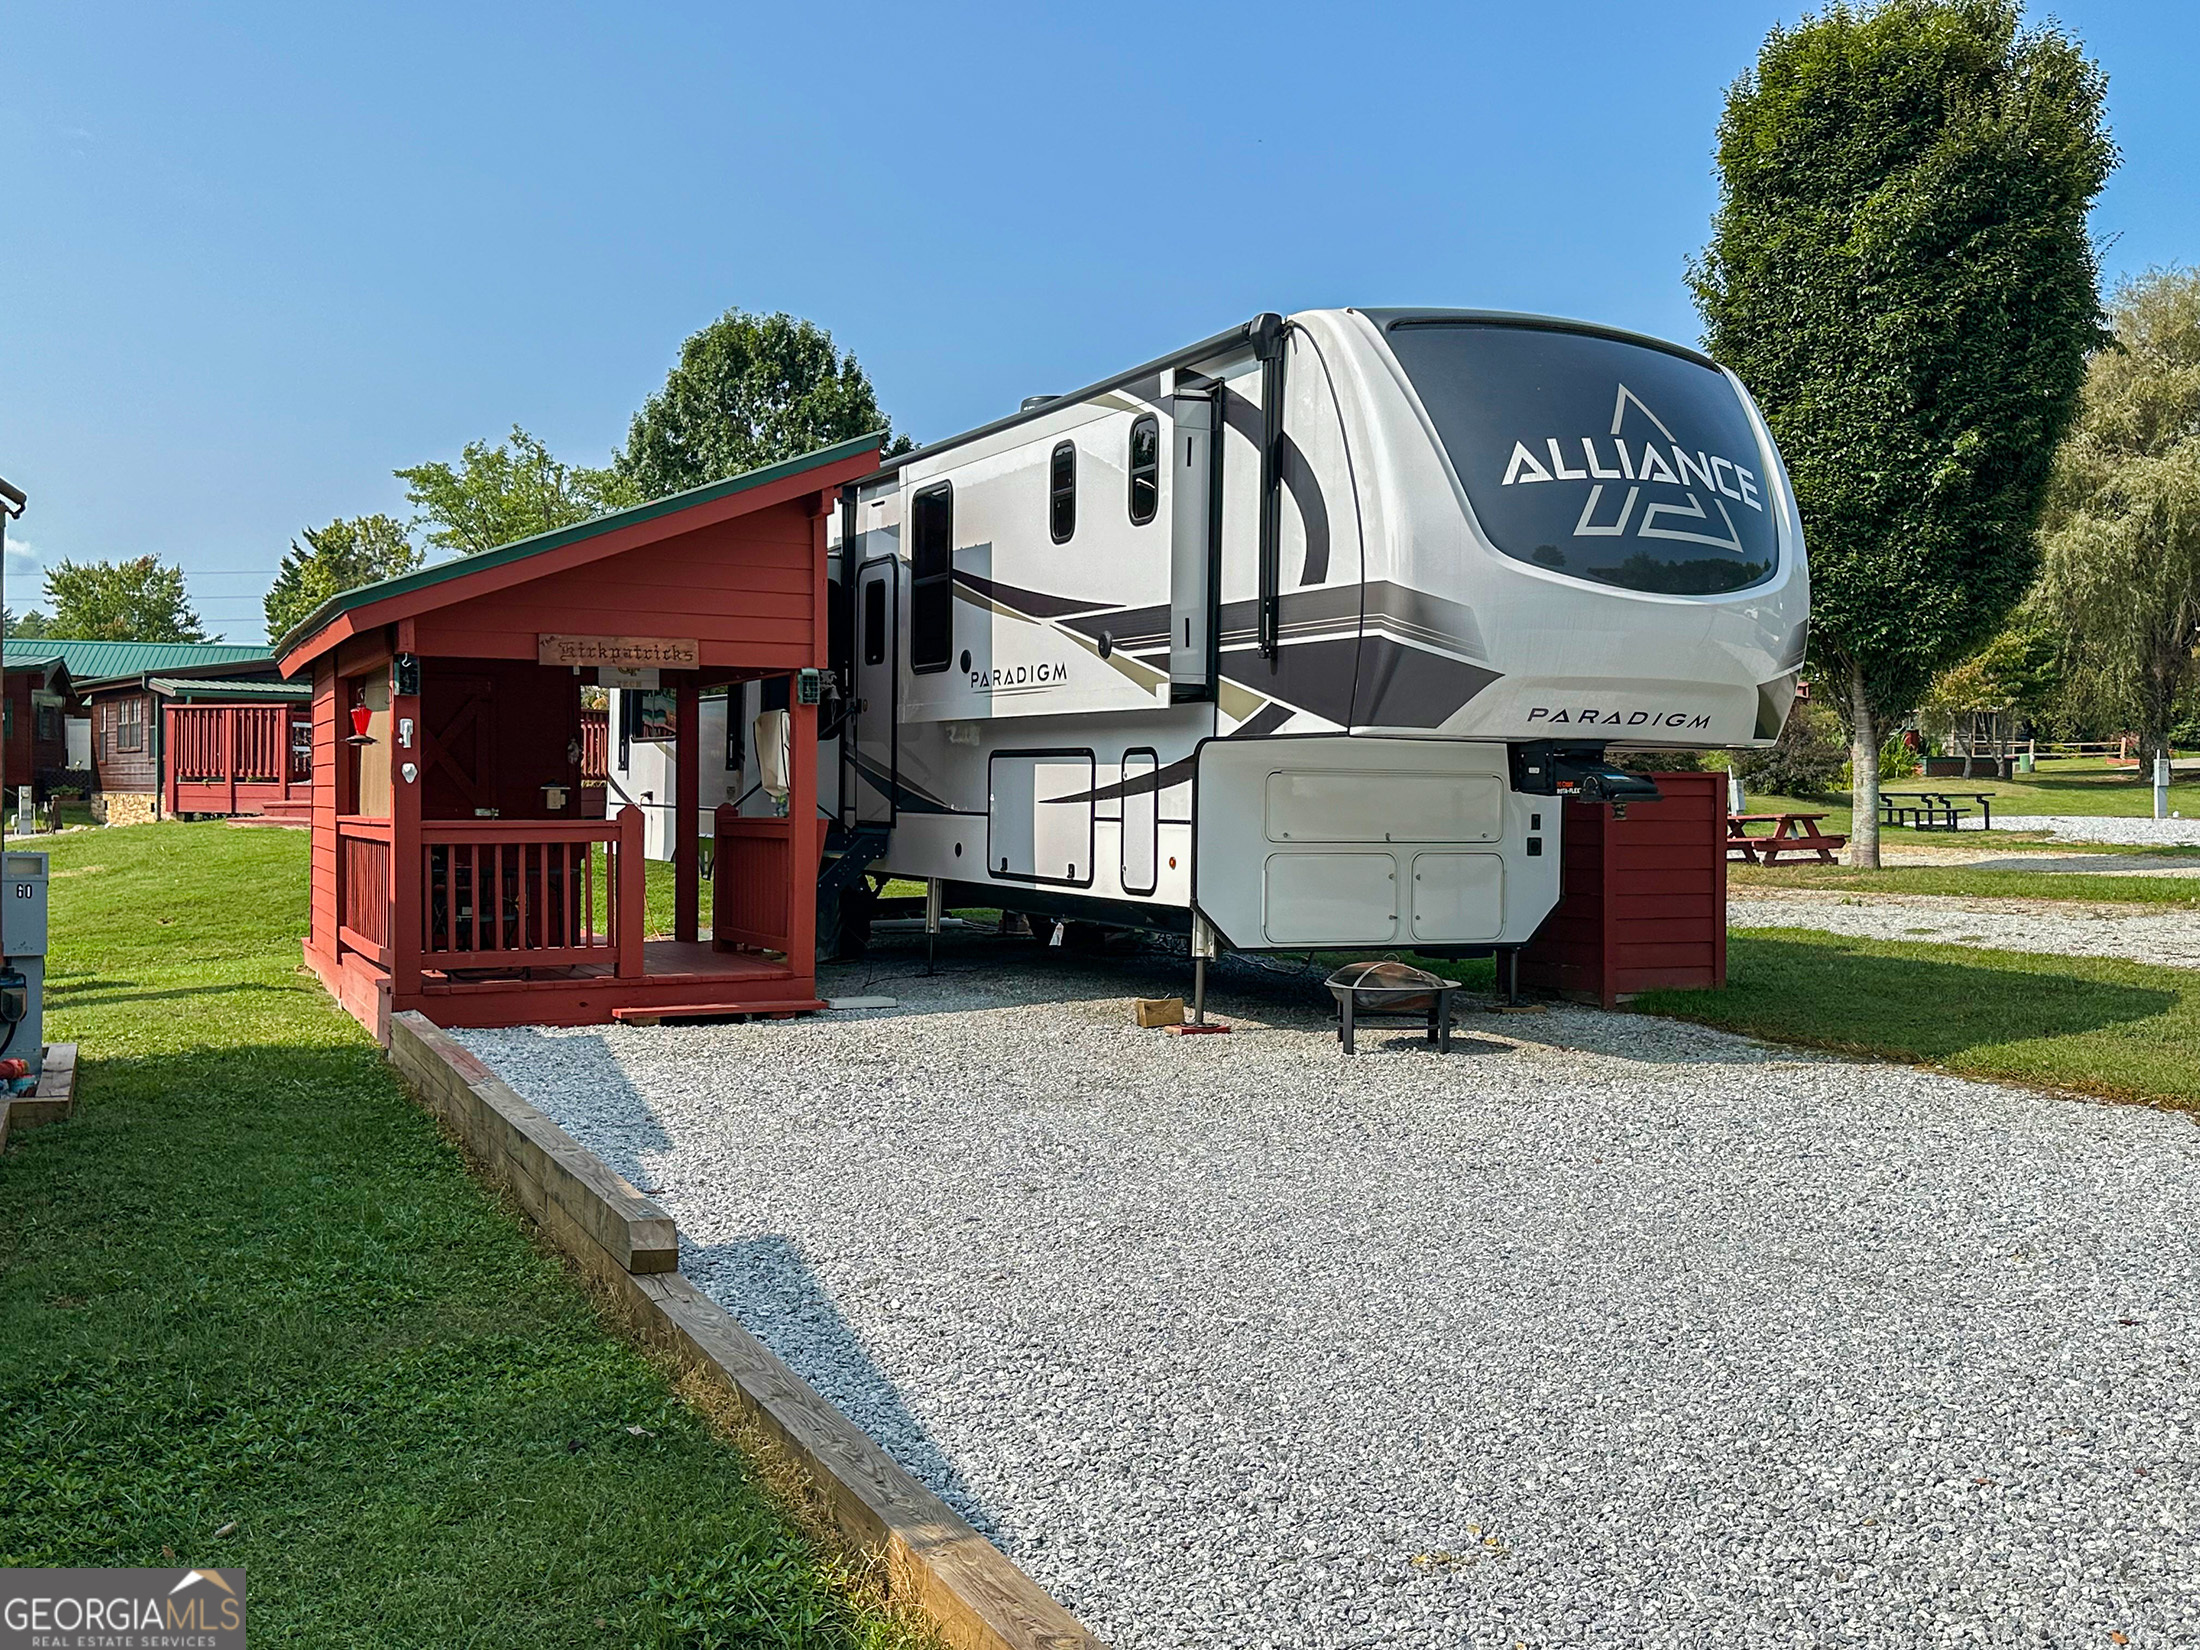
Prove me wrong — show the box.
[2,0,2193,641]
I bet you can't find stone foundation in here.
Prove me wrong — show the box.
[92,790,160,827]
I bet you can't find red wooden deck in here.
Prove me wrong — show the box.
[166,702,313,817]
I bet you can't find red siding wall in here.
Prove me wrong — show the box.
[308,661,340,960]
[1518,772,1727,1007]
[410,500,820,670]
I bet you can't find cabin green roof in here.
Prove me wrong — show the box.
[2,638,271,683]
[147,676,311,702]
[274,433,883,663]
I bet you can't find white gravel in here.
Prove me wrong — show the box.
[1971,815,2200,846]
[458,940,2200,1648]
[1732,891,2200,969]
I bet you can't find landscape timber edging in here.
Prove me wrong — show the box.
[0,1044,80,1151]
[384,1010,1107,1650]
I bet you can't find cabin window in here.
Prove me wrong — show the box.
[909,483,955,674]
[1128,416,1160,525]
[863,577,887,666]
[1049,441,1076,543]
[117,697,146,752]
[36,703,59,742]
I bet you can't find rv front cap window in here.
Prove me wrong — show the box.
[1386,321,1779,595]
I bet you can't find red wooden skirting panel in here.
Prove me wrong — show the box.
[1519,772,1727,1007]
[714,805,793,953]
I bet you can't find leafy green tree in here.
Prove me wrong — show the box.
[265,513,424,644]
[617,309,902,501]
[396,426,638,557]
[2038,268,2200,766]
[1692,0,2115,864]
[42,556,207,642]
[3,608,52,639]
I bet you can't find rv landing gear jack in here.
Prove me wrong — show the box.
[1192,955,1206,1024]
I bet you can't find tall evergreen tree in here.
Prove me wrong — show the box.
[265,514,423,644]
[1692,0,2114,863]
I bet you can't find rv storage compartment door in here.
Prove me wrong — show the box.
[1170,394,1214,692]
[1265,772,1503,843]
[988,751,1096,886]
[1263,854,1397,944]
[1410,853,1505,941]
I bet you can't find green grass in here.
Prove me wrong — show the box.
[0,822,930,1649]
[1637,928,2200,1108]
[1730,863,2200,905]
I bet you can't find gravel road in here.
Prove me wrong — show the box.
[1731,890,2200,969]
[1970,815,2200,846]
[459,939,2200,1648]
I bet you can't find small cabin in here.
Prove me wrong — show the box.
[0,654,83,802]
[278,435,880,1039]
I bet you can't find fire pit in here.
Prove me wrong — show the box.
[1324,960,1464,1055]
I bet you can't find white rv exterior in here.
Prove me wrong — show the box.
[816,307,1808,957]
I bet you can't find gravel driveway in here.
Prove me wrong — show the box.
[1731,891,2200,969]
[459,939,2200,1649]
[1970,815,2200,846]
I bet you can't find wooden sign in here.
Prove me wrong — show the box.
[538,634,698,671]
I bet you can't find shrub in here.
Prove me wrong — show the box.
[1734,697,1847,798]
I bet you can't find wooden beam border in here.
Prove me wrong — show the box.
[0,1044,79,1151]
[384,1011,1104,1650]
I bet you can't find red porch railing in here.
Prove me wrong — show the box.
[419,811,644,977]
[337,817,393,967]
[167,704,312,814]
[580,707,608,781]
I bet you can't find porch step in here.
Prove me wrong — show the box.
[612,996,828,1026]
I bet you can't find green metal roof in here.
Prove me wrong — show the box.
[3,638,271,683]
[147,676,311,702]
[275,432,883,661]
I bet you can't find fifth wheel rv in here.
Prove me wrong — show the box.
[692,308,1810,978]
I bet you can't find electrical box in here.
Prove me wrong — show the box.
[795,668,824,706]
[2,850,48,1078]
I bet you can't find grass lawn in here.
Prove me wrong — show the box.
[1730,863,2200,905]
[1637,928,2200,1109]
[0,822,930,1649]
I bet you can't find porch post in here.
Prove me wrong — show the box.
[224,706,239,817]
[163,706,178,818]
[788,689,818,975]
[617,803,646,979]
[674,676,701,943]
[388,627,423,1000]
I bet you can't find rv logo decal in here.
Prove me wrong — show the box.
[973,660,1072,692]
[1498,384,1763,555]
[1527,706,1713,729]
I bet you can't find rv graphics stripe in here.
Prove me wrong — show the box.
[1221,387,1331,586]
[1045,702,1294,807]
[941,572,1500,732]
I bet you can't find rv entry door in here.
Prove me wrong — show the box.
[851,555,899,827]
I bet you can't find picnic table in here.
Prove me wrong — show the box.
[1726,811,1848,865]
[1879,790,1993,831]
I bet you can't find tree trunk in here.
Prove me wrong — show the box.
[1848,663,1881,869]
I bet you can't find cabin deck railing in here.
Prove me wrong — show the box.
[336,816,393,967]
[166,704,312,813]
[419,811,644,978]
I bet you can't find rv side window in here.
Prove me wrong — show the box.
[909,483,954,674]
[863,577,887,667]
[1049,441,1076,543]
[1128,415,1159,525]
